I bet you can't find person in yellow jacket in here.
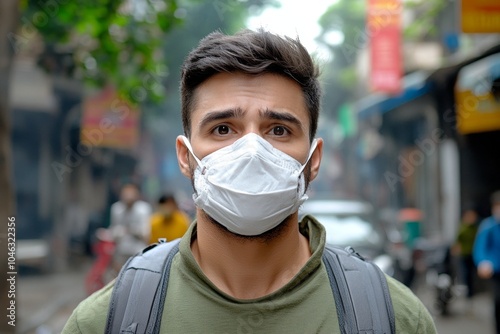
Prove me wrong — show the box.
[149,194,190,244]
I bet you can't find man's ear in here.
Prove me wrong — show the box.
[309,138,323,182]
[176,136,192,179]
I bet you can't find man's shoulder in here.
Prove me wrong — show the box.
[386,275,437,333]
[62,281,114,333]
[385,275,420,303]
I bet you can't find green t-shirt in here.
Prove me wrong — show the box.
[62,216,437,333]
[456,222,478,256]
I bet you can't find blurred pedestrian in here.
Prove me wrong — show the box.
[398,207,423,288]
[474,190,500,333]
[149,194,190,244]
[453,208,479,306]
[62,29,436,333]
[109,183,151,269]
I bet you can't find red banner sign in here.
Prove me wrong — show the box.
[368,0,403,94]
[81,87,140,150]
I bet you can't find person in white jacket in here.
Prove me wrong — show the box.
[109,183,151,268]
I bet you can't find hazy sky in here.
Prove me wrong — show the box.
[247,0,339,61]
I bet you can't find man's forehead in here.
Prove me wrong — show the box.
[190,73,307,114]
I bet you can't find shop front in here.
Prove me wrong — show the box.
[355,71,444,238]
[453,52,500,218]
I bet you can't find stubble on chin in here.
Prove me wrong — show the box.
[199,209,293,244]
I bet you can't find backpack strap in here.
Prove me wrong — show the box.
[322,245,395,334]
[105,239,181,334]
[105,239,395,334]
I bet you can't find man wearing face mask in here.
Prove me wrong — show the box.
[474,190,500,333]
[62,29,436,333]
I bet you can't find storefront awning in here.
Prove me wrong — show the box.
[355,71,433,119]
[455,53,500,134]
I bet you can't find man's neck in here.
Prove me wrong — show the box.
[191,211,311,299]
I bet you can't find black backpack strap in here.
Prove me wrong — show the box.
[322,245,395,334]
[105,239,181,334]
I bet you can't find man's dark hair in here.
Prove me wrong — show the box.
[158,194,176,205]
[180,29,321,141]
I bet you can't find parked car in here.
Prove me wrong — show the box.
[299,199,395,276]
[18,239,50,273]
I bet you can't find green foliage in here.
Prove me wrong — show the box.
[338,67,358,88]
[21,0,277,106]
[317,0,366,77]
[403,0,446,40]
[22,0,185,104]
[316,0,366,116]
[318,0,365,32]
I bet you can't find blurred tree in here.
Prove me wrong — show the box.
[316,0,366,119]
[24,0,185,103]
[0,1,185,331]
[404,0,447,41]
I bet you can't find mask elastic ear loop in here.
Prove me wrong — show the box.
[180,135,203,167]
[299,139,318,174]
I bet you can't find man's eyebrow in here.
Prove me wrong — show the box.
[198,108,245,129]
[260,108,302,127]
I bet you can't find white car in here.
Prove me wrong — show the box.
[299,199,395,276]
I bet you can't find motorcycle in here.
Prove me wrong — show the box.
[420,241,456,316]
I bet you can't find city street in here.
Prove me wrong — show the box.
[3,1,500,333]
[17,259,495,334]
[17,257,91,334]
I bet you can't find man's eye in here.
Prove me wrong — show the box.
[272,126,287,136]
[214,125,230,135]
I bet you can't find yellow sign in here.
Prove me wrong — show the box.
[462,0,500,33]
[455,54,500,134]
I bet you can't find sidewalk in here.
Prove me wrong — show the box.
[17,256,93,334]
[415,281,495,334]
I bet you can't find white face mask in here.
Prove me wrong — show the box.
[181,133,318,236]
